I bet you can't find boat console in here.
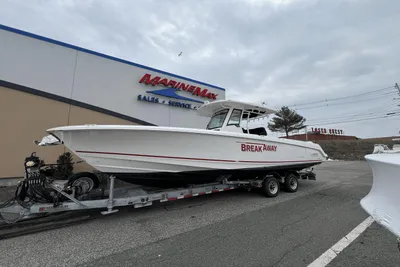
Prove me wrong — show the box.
[197,99,276,136]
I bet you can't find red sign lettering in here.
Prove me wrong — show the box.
[312,127,344,135]
[139,73,218,100]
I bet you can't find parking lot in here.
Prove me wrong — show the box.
[0,160,399,267]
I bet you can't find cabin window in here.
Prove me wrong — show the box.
[227,109,242,126]
[207,109,229,130]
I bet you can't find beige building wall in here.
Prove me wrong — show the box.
[0,86,139,179]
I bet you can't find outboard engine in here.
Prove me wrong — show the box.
[24,152,42,178]
[16,152,58,206]
[14,152,101,209]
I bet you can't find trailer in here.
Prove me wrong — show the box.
[0,152,317,224]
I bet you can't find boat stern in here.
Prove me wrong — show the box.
[304,141,329,161]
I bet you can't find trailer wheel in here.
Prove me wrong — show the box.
[263,177,280,197]
[67,172,100,195]
[284,173,298,193]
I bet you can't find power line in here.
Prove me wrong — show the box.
[306,106,400,124]
[303,94,400,124]
[291,85,395,107]
[301,97,400,125]
[289,85,396,108]
[308,107,400,122]
[307,112,400,125]
[361,101,400,113]
[268,113,400,137]
[266,83,400,134]
[307,113,400,127]
[294,91,397,110]
[304,101,398,122]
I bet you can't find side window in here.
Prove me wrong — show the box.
[227,109,242,126]
[206,109,229,130]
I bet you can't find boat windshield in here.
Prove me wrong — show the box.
[206,109,229,130]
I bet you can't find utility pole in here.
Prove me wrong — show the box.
[393,83,400,137]
[305,125,308,141]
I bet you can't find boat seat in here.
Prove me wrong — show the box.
[242,127,267,136]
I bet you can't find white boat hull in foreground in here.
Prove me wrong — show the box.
[48,125,327,186]
[361,153,400,237]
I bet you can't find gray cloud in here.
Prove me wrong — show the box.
[1,0,400,138]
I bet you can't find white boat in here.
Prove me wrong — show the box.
[361,153,400,237]
[46,100,328,187]
[372,144,400,154]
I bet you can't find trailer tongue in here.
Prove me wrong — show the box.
[0,152,316,224]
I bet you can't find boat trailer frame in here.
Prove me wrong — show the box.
[0,169,316,224]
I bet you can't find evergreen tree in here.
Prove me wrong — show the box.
[267,106,306,137]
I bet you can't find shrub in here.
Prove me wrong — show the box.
[56,152,74,179]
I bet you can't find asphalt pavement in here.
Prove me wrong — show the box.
[0,160,399,267]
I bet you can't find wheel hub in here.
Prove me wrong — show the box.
[72,177,94,195]
[289,179,297,189]
[269,181,278,194]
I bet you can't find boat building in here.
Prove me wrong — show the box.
[0,24,225,183]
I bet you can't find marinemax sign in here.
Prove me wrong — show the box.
[137,73,219,110]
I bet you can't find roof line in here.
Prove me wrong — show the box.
[0,23,225,91]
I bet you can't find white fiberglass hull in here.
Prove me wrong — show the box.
[48,125,327,186]
[361,153,400,237]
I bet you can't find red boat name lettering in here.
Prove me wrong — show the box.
[241,144,277,152]
[264,144,277,151]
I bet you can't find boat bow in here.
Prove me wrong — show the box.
[361,153,400,237]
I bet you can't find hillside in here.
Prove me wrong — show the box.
[314,138,397,160]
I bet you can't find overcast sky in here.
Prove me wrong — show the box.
[1,0,400,138]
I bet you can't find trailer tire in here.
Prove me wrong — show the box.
[67,172,100,194]
[284,173,298,193]
[263,177,280,197]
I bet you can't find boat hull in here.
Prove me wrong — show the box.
[361,153,400,237]
[111,161,321,187]
[48,125,327,187]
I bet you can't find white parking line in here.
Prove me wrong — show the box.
[308,216,375,267]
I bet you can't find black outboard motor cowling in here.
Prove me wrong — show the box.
[17,152,56,204]
[24,152,42,178]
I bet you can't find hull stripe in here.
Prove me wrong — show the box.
[76,150,322,164]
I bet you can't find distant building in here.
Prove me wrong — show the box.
[281,132,358,141]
